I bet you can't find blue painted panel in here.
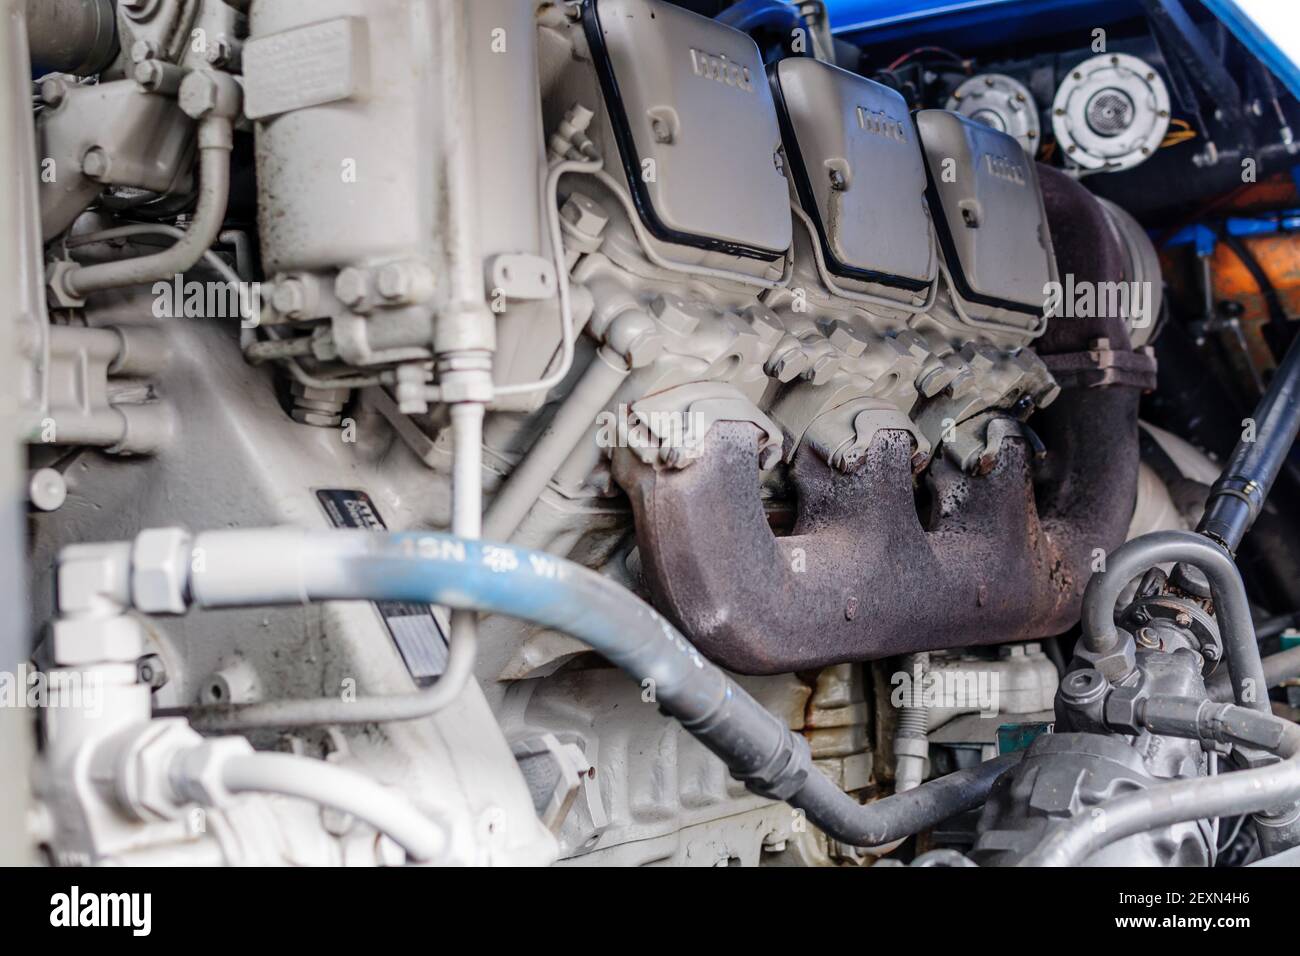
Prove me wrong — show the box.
[1200,0,1300,101]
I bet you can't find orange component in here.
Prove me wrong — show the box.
[1211,233,1300,324]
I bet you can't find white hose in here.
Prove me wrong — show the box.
[219,753,446,862]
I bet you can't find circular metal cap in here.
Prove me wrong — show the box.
[28,468,67,512]
[946,73,1041,155]
[1052,53,1170,172]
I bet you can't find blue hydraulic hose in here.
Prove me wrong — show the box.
[181,527,1019,847]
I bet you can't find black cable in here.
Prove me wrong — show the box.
[1220,231,1294,361]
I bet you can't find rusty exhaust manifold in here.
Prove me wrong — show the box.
[611,166,1148,674]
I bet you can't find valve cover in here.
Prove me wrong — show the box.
[917,109,1055,321]
[771,57,936,291]
[582,0,791,261]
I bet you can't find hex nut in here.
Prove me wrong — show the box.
[560,192,609,238]
[766,346,809,383]
[131,527,193,615]
[825,321,867,358]
[649,293,706,336]
[172,737,254,807]
[115,719,203,822]
[178,70,242,121]
[52,615,144,667]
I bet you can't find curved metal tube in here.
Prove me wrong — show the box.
[217,753,446,862]
[60,120,232,298]
[1080,529,1268,712]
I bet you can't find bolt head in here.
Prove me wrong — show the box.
[272,279,308,317]
[334,268,370,308]
[376,264,410,300]
[38,75,69,107]
[129,39,158,63]
[766,348,808,383]
[81,146,111,181]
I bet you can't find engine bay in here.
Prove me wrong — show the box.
[4,0,1300,883]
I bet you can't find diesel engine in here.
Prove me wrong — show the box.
[3,0,1300,876]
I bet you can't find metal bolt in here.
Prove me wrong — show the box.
[829,168,847,191]
[767,347,809,383]
[28,468,67,512]
[130,39,159,63]
[81,146,112,181]
[1174,611,1193,629]
[376,264,411,301]
[272,278,308,318]
[205,37,237,68]
[334,268,370,308]
[38,75,69,108]
[137,654,169,690]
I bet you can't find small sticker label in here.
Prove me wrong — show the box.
[316,489,448,685]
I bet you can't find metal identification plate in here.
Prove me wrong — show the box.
[316,489,448,686]
[243,17,370,121]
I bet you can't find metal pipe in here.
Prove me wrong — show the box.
[1021,702,1300,866]
[1210,644,1300,702]
[60,120,234,299]
[484,347,629,541]
[1080,530,1269,712]
[107,526,1013,846]
[214,753,446,862]
[25,0,116,76]
[1198,329,1300,551]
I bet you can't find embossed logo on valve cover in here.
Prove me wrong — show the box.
[855,106,908,143]
[689,48,753,92]
[984,152,1027,185]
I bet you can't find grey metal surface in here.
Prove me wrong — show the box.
[585,0,791,258]
[917,109,1055,318]
[773,57,936,289]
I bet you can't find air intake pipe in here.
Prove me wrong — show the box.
[609,165,1155,673]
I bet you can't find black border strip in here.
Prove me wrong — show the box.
[580,0,786,264]
[917,117,1045,317]
[768,61,932,293]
